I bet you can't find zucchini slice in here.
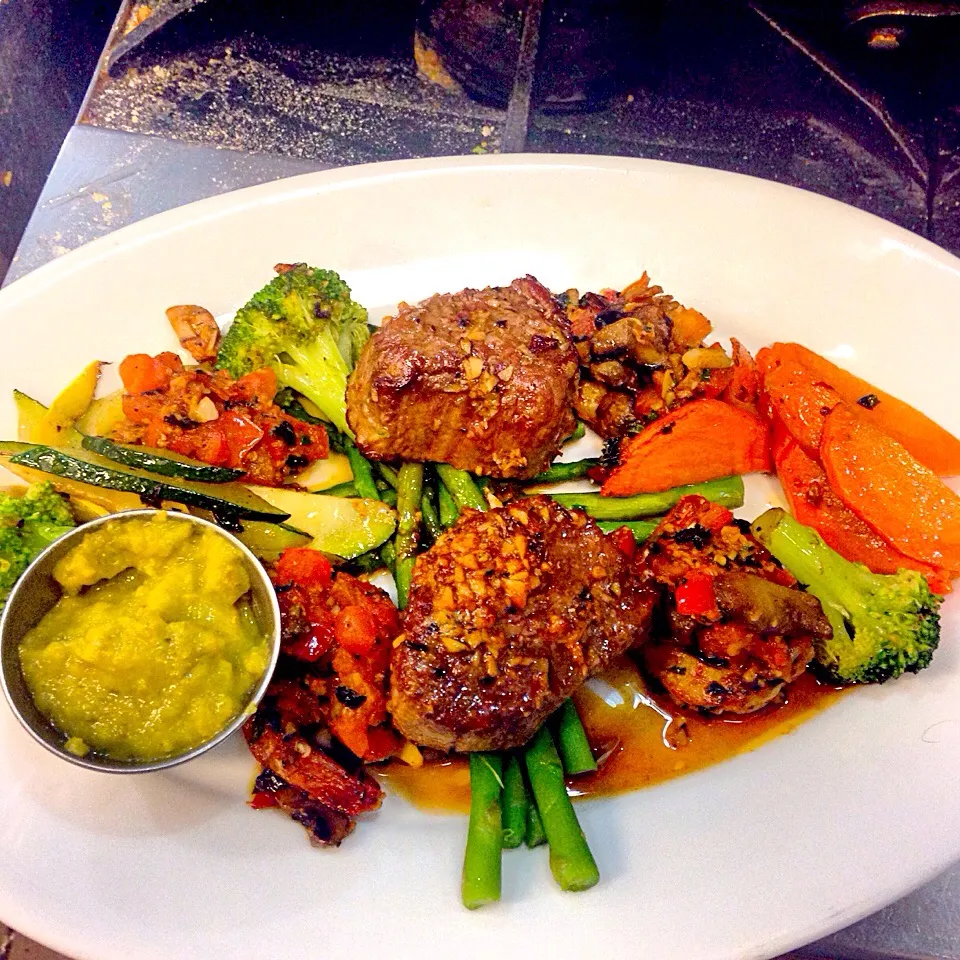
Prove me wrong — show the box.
[74,390,127,438]
[7,444,288,523]
[81,436,244,483]
[246,485,396,559]
[234,521,312,562]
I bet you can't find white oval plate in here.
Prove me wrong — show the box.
[1,156,958,960]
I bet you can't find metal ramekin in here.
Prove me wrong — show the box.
[0,509,280,773]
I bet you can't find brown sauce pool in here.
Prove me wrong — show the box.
[377,656,845,813]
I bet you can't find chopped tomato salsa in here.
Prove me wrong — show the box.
[114,353,328,486]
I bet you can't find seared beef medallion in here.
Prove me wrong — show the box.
[389,497,658,752]
[346,276,579,479]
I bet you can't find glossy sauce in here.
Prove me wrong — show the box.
[378,656,845,813]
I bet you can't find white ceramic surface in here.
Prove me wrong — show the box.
[0,155,957,960]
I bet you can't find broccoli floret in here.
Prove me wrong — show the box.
[215,264,369,435]
[0,482,76,609]
[751,508,941,684]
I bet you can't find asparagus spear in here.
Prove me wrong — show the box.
[436,463,487,512]
[501,755,529,849]
[550,475,744,521]
[462,753,504,909]
[394,462,424,609]
[554,699,597,775]
[524,725,599,892]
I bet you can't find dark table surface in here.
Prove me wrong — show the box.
[3,1,960,957]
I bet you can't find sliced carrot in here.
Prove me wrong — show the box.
[775,433,952,592]
[761,342,960,476]
[759,357,842,456]
[821,405,960,570]
[602,398,771,496]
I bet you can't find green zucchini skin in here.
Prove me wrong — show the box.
[81,435,244,484]
[9,444,288,523]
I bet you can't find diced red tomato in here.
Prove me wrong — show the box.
[276,548,334,588]
[119,352,182,394]
[220,409,266,462]
[607,525,637,560]
[249,792,279,810]
[674,572,720,618]
[334,604,379,655]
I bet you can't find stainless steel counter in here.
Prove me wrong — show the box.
[2,122,958,960]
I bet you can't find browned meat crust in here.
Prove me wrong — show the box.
[389,497,658,752]
[346,276,579,479]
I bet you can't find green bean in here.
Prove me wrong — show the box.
[318,480,359,498]
[525,798,547,848]
[550,475,744,521]
[344,439,380,501]
[379,539,397,575]
[566,420,586,443]
[394,462,424,609]
[420,488,443,543]
[377,463,400,489]
[596,519,658,542]
[528,459,600,484]
[501,755,529,849]
[554,700,597,775]
[436,464,487,512]
[461,753,503,909]
[437,479,458,528]
[524,726,599,892]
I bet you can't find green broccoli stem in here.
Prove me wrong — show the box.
[550,475,744,521]
[276,337,351,436]
[462,753,504,909]
[554,699,597,775]
[528,459,600,484]
[524,725,600,892]
[752,507,864,655]
[435,464,487,512]
[501,755,529,849]
[437,480,459,528]
[343,440,380,501]
[525,798,547,848]
[394,463,424,609]
[596,519,658,542]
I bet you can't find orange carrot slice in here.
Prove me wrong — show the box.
[759,357,842,455]
[775,432,952,592]
[821,405,960,570]
[602,398,771,496]
[762,342,960,476]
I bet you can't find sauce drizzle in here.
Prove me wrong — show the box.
[379,657,845,813]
